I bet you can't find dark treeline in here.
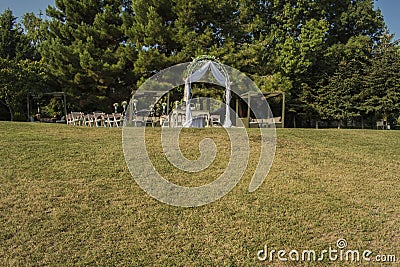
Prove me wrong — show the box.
[1,0,399,127]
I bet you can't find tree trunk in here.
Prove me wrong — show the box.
[338,120,341,129]
[8,104,14,121]
[384,111,388,130]
[0,99,14,121]
[361,116,364,129]
[293,114,296,128]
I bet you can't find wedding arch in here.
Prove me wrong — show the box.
[183,55,232,128]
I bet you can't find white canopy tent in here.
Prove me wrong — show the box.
[183,58,232,128]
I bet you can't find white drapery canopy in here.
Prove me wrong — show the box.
[183,60,232,127]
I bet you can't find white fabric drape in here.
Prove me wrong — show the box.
[189,62,212,83]
[183,78,192,127]
[183,61,232,127]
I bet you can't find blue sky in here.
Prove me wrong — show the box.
[0,0,399,38]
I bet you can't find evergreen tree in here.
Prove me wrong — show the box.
[127,0,177,78]
[0,9,34,60]
[23,12,46,60]
[40,0,136,112]
[315,35,373,128]
[33,0,388,123]
[363,34,400,124]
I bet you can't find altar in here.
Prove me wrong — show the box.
[164,109,211,128]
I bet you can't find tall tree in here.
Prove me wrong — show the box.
[318,35,373,128]
[23,12,46,60]
[271,0,385,125]
[127,0,177,79]
[362,34,400,124]
[40,0,136,112]
[0,9,34,60]
[0,9,45,121]
[34,0,387,122]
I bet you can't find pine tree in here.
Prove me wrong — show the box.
[23,12,46,60]
[40,0,136,112]
[362,34,400,124]
[0,9,34,60]
[315,35,373,128]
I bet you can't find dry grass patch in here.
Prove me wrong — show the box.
[0,122,399,266]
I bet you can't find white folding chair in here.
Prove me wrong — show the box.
[103,114,115,127]
[93,112,105,127]
[210,115,221,127]
[113,113,123,127]
[84,114,94,127]
[71,112,84,126]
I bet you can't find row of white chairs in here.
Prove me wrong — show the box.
[66,112,124,127]
[66,111,223,128]
[160,113,222,128]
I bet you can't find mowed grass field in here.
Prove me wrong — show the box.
[0,122,400,266]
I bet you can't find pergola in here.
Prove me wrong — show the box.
[183,55,232,128]
[27,92,68,120]
[238,91,285,128]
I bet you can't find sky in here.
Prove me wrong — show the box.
[0,0,399,39]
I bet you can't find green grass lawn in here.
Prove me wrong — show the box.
[1,122,399,266]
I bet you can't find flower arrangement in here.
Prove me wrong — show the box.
[162,102,167,115]
[186,55,218,77]
[121,101,128,113]
[192,55,217,62]
[113,102,119,113]
[185,55,228,83]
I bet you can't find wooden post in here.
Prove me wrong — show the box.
[167,92,170,115]
[27,94,30,121]
[247,92,251,128]
[281,92,285,128]
[236,97,239,127]
[63,93,68,117]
